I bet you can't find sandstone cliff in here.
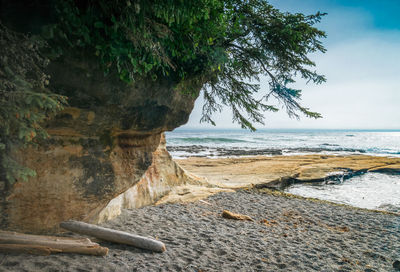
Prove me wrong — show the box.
[0,52,202,233]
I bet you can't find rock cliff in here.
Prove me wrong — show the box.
[0,53,202,233]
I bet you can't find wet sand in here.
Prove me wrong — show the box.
[1,190,399,271]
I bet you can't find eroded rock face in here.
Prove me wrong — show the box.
[3,132,159,233]
[96,134,206,223]
[1,132,207,233]
[0,54,199,233]
[46,54,198,136]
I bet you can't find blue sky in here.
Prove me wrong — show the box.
[317,0,400,30]
[271,0,400,30]
[183,0,400,129]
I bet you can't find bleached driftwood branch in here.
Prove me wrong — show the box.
[60,220,166,253]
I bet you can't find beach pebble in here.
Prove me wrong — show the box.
[393,260,400,270]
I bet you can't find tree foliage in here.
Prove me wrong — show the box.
[49,0,326,130]
[0,23,67,186]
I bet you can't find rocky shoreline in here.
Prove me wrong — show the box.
[175,155,400,190]
[1,190,399,271]
[167,145,367,157]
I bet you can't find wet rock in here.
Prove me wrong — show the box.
[167,146,282,157]
[167,145,369,158]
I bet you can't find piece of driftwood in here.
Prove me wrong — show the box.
[221,210,254,221]
[60,220,166,253]
[0,244,56,255]
[0,231,108,256]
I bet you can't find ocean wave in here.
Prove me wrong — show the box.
[166,130,400,158]
[321,143,340,147]
[364,147,400,155]
[178,137,248,143]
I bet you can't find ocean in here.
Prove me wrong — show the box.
[166,129,400,158]
[166,129,400,212]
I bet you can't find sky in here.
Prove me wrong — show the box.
[183,0,400,130]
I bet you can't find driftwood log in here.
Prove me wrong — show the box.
[0,244,57,255]
[60,221,166,253]
[222,210,254,221]
[0,231,108,256]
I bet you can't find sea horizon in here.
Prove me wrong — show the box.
[172,127,400,132]
[166,129,400,159]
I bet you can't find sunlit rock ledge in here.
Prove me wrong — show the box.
[175,155,400,190]
[125,154,400,208]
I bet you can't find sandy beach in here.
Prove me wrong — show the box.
[2,0,400,270]
[1,189,399,272]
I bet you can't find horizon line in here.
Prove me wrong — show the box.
[172,127,400,131]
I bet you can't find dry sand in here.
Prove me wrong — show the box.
[0,190,399,272]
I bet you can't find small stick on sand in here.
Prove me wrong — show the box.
[199,200,213,205]
[222,210,254,221]
[60,221,166,253]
